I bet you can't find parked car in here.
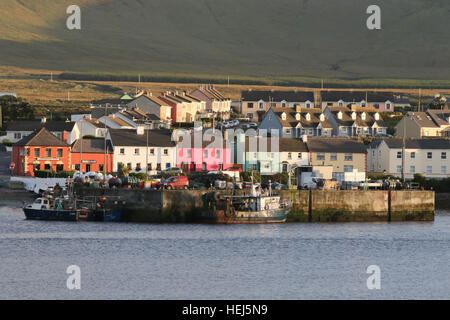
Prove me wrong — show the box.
[162,167,183,174]
[162,176,189,190]
[248,122,258,128]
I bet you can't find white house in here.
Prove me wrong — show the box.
[5,119,75,144]
[107,128,176,174]
[367,139,450,179]
[73,118,108,141]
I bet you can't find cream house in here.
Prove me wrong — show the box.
[107,128,176,174]
[367,139,450,179]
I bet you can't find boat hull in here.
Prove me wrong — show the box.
[23,208,78,221]
[195,208,289,224]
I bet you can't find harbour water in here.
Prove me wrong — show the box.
[0,205,449,300]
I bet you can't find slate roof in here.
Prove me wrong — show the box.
[373,138,450,150]
[244,137,308,152]
[269,107,333,129]
[7,121,75,132]
[426,109,450,127]
[327,106,386,128]
[14,128,68,147]
[241,90,314,102]
[91,106,122,119]
[306,138,367,153]
[71,139,113,153]
[108,129,175,147]
[192,86,230,101]
[406,112,440,128]
[320,91,394,102]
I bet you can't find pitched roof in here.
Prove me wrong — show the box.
[7,120,75,132]
[326,106,386,127]
[241,90,314,102]
[71,139,113,153]
[406,112,440,128]
[269,107,333,129]
[108,129,175,147]
[306,138,367,153]
[192,86,229,101]
[320,91,394,103]
[14,128,68,147]
[375,138,450,149]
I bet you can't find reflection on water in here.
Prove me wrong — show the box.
[0,206,449,300]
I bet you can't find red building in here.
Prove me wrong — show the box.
[70,139,114,173]
[12,128,71,176]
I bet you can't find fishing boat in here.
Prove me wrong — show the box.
[23,196,78,221]
[198,182,291,224]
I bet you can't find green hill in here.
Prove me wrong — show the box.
[0,0,449,80]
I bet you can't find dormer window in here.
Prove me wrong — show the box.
[338,100,344,107]
[337,111,343,119]
[361,112,366,120]
[295,113,301,121]
[281,112,287,120]
[281,100,287,108]
[305,101,312,108]
[351,112,356,120]
[361,100,366,107]
[374,113,380,121]
[305,113,311,121]
[320,114,325,121]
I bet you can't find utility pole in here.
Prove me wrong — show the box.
[402,122,406,183]
[418,88,422,112]
[80,119,83,173]
[146,128,149,180]
[103,104,108,180]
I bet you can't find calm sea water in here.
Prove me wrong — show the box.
[0,205,449,300]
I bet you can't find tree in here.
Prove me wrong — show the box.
[0,96,35,122]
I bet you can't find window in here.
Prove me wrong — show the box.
[288,152,292,160]
[410,152,415,159]
[166,163,170,169]
[344,165,353,172]
[14,133,22,139]
[374,104,380,109]
[120,148,125,155]
[441,166,447,175]
[410,166,415,174]
[86,164,91,172]
[150,149,155,155]
[426,166,432,174]
[55,132,62,140]
[427,152,432,159]
[57,149,63,157]
[386,103,391,110]
[344,153,353,161]
[135,148,140,155]
[127,163,132,170]
[25,148,30,156]
[34,148,40,157]
[216,150,221,159]
[317,153,325,161]
[44,164,51,170]
[99,164,104,172]
[147,163,152,171]
[282,163,288,172]
[248,103,254,109]
[164,149,168,155]
[397,151,402,159]
[441,152,447,160]
[298,153,302,159]
[46,148,51,157]
[75,164,80,171]
[187,150,192,158]
[254,153,257,159]
[33,164,40,171]
[330,153,337,161]
[204,150,208,159]
[259,102,264,109]
[397,165,402,173]
[135,163,141,171]
[202,162,207,171]
[285,129,291,135]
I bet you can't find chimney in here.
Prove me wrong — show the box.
[136,126,145,135]
[302,135,308,143]
[41,117,47,124]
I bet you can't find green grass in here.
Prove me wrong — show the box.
[0,0,449,81]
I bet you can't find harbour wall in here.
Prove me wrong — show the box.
[74,188,435,222]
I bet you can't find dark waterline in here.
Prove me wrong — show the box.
[0,206,449,300]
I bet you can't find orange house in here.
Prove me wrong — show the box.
[70,139,114,173]
[12,128,71,176]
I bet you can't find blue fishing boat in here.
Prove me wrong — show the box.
[23,197,78,221]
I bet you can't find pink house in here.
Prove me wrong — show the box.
[176,134,232,172]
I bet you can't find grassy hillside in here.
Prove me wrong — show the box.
[0,0,449,80]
